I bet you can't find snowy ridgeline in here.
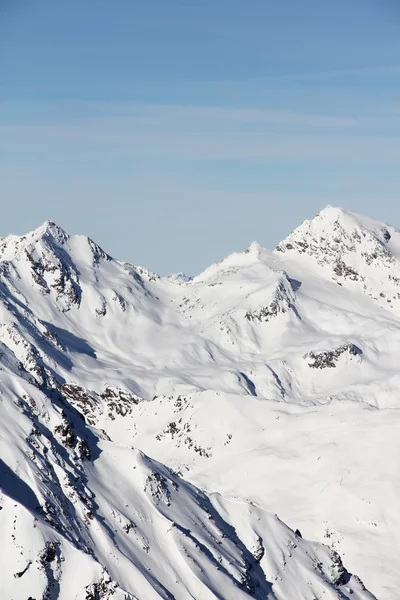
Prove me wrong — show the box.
[0,206,400,599]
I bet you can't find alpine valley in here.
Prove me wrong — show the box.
[1,206,399,600]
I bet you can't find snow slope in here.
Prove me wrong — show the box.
[0,206,399,598]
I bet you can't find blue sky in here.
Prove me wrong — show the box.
[1,0,400,274]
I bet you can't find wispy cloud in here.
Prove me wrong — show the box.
[0,101,357,128]
[1,101,399,164]
[106,104,357,128]
[218,64,400,84]
[2,125,400,164]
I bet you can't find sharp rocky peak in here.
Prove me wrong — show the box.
[274,205,400,312]
[0,220,69,262]
[307,205,392,239]
[0,220,114,268]
[275,205,395,259]
[32,219,69,243]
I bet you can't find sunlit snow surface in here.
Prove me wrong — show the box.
[0,207,399,598]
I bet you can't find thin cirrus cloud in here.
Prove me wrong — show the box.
[2,102,399,164]
[234,64,400,83]
[105,104,357,128]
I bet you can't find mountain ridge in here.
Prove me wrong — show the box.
[2,205,387,274]
[0,206,399,599]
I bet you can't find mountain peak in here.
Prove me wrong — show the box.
[290,204,357,236]
[315,204,346,219]
[274,205,400,314]
[275,205,394,255]
[309,204,373,233]
[245,240,264,255]
[32,219,69,244]
[194,240,270,283]
[165,272,193,284]
[0,220,69,262]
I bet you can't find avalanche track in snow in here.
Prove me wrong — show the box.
[0,206,399,599]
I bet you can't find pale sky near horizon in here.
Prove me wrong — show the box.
[1,0,400,274]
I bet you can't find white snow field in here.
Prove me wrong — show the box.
[0,205,399,599]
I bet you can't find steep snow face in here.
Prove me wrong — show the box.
[0,208,399,599]
[0,377,374,600]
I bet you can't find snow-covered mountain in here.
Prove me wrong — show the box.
[1,206,399,599]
